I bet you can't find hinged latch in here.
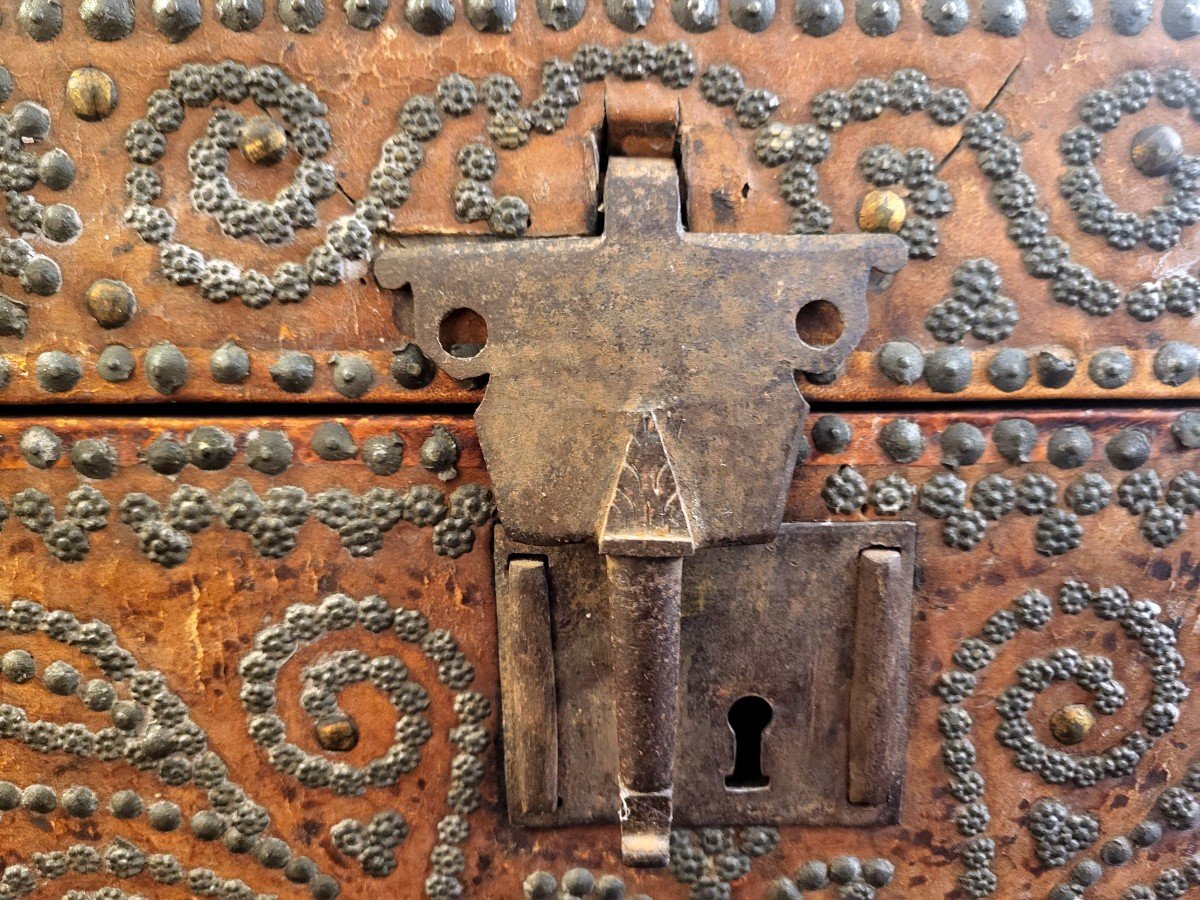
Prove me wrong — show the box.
[375,155,907,867]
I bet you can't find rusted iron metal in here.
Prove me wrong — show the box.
[498,557,560,819]
[494,522,917,826]
[379,155,905,864]
[377,157,905,551]
[607,553,684,864]
[848,547,911,807]
[604,79,681,158]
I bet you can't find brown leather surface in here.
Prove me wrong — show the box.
[0,411,1194,897]
[1,6,1199,899]
[0,14,1193,402]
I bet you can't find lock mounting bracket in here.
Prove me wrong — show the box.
[494,520,917,829]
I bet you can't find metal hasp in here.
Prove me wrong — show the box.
[375,157,907,866]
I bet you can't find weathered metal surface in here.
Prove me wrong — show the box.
[607,553,684,864]
[0,23,1192,403]
[497,557,559,819]
[376,157,904,550]
[381,156,902,862]
[848,547,909,807]
[605,79,682,158]
[493,520,917,827]
[601,414,693,860]
[600,412,696,559]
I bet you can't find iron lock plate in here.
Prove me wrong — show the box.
[494,521,917,828]
[382,156,907,862]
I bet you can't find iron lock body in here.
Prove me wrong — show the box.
[377,154,909,865]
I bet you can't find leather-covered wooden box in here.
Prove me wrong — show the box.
[0,3,1197,897]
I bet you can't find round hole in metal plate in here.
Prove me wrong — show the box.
[438,307,488,359]
[794,298,843,349]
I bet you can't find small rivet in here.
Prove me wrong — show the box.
[878,341,924,385]
[39,149,76,190]
[211,341,252,384]
[85,279,136,328]
[857,190,906,233]
[66,67,119,121]
[239,115,289,165]
[879,418,924,463]
[940,422,985,469]
[315,714,360,751]
[1088,347,1133,390]
[811,414,852,454]
[312,421,358,461]
[144,342,189,395]
[99,345,136,384]
[1036,350,1076,388]
[1130,125,1183,177]
[1130,820,1163,848]
[1105,427,1151,470]
[925,346,974,394]
[1172,411,1200,449]
[11,101,51,141]
[988,348,1031,393]
[1047,426,1093,469]
[1049,704,1095,745]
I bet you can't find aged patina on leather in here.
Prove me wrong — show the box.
[0,0,1198,898]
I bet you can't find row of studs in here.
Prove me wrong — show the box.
[13,344,1200,400]
[806,414,1200,465]
[9,344,448,397]
[877,342,1200,393]
[10,0,1199,38]
[11,421,462,479]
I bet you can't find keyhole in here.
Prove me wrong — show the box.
[725,694,773,790]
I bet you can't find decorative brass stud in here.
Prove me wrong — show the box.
[84,278,136,328]
[1130,124,1183,177]
[1049,703,1095,745]
[857,189,906,233]
[238,115,288,166]
[65,67,118,122]
[314,714,359,752]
